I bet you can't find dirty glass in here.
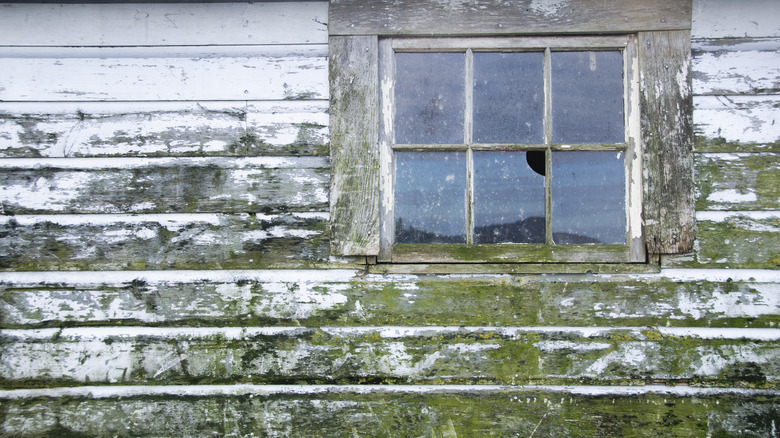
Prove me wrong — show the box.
[395,52,465,145]
[473,151,545,243]
[551,151,625,244]
[473,52,544,144]
[394,151,467,243]
[551,51,624,144]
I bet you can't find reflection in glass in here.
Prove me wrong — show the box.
[395,52,465,144]
[551,51,624,144]
[394,151,466,243]
[552,151,625,244]
[473,151,545,243]
[473,52,544,144]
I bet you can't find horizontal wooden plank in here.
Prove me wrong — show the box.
[662,212,780,269]
[2,385,777,437]
[692,45,780,95]
[696,153,780,210]
[1,270,778,329]
[0,46,327,102]
[0,157,328,214]
[0,213,330,271]
[692,0,780,39]
[0,101,329,158]
[0,2,328,46]
[1,326,778,387]
[329,0,692,36]
[694,95,780,152]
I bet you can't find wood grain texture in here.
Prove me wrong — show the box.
[329,0,692,36]
[639,30,696,254]
[0,101,329,158]
[0,157,328,214]
[2,387,777,437]
[0,2,329,46]
[0,46,327,102]
[329,35,380,255]
[662,212,780,269]
[696,153,780,211]
[0,213,330,271]
[2,271,778,329]
[694,96,780,152]
[1,326,778,387]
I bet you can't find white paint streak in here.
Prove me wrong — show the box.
[707,189,758,203]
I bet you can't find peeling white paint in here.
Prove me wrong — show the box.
[707,189,758,203]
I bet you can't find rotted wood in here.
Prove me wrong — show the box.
[1,386,777,437]
[1,326,778,387]
[329,35,381,255]
[0,157,328,214]
[329,0,692,36]
[0,46,327,102]
[0,101,329,158]
[1,270,778,329]
[696,153,779,211]
[0,213,331,271]
[639,30,696,254]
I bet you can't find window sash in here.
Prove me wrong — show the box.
[379,36,644,263]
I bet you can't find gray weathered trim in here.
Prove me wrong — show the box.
[329,0,692,36]
[639,30,696,254]
[329,35,381,255]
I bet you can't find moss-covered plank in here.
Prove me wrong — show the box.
[0,45,327,102]
[1,326,778,387]
[0,213,332,271]
[3,270,778,329]
[694,95,780,152]
[663,212,780,269]
[1,386,777,437]
[696,153,780,210]
[0,101,329,158]
[0,157,328,214]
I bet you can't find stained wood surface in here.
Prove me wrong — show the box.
[0,101,329,158]
[328,35,380,255]
[662,212,780,269]
[0,46,327,102]
[329,0,692,36]
[0,157,328,214]
[1,386,776,437]
[639,31,696,254]
[0,213,331,271]
[2,326,778,387]
[0,2,329,46]
[2,271,778,329]
[696,153,780,211]
[694,96,780,152]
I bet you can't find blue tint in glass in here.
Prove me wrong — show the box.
[394,151,467,243]
[473,151,545,243]
[473,52,544,144]
[551,51,624,144]
[552,151,625,244]
[395,52,465,144]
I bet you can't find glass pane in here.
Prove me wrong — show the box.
[395,52,465,144]
[394,151,466,243]
[551,51,624,144]
[473,52,544,144]
[473,151,545,243]
[552,151,625,244]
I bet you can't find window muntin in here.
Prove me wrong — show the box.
[379,36,643,263]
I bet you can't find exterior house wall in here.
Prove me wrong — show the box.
[0,1,778,436]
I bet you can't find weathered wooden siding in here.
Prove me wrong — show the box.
[1,1,778,436]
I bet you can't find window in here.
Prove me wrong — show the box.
[328,0,694,271]
[378,37,644,263]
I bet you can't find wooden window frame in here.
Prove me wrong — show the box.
[329,0,694,271]
[378,36,644,264]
